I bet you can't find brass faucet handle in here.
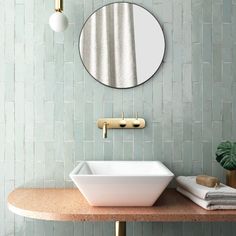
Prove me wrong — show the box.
[133,112,140,127]
[120,112,126,127]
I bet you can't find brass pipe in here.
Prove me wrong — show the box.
[55,0,63,12]
[115,221,126,236]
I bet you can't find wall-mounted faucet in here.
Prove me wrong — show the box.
[97,112,145,139]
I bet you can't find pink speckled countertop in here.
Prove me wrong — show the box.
[7,188,236,222]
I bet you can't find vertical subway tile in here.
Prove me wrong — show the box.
[223,0,232,23]
[84,102,94,141]
[64,62,74,102]
[64,142,75,181]
[223,23,233,62]
[203,142,212,175]
[4,24,15,63]
[183,141,192,175]
[113,89,123,117]
[212,83,223,121]
[202,63,212,101]
[173,0,183,43]
[64,102,74,141]
[183,1,192,63]
[173,55,182,82]
[4,63,15,102]
[213,44,222,82]
[45,62,55,101]
[54,83,64,122]
[192,82,202,122]
[183,103,192,141]
[15,82,24,124]
[163,102,172,140]
[74,82,84,122]
[183,223,204,236]
[213,3,222,45]
[142,222,152,236]
[163,24,173,62]
[212,121,222,152]
[163,223,183,236]
[173,81,183,122]
[15,124,24,162]
[84,141,94,160]
[183,64,192,102]
[222,63,233,101]
[0,82,5,123]
[64,24,74,62]
[5,102,14,142]
[163,141,173,169]
[203,0,212,23]
[153,78,163,122]
[144,142,153,160]
[192,122,203,162]
[25,219,34,236]
[192,43,202,82]
[192,0,202,43]
[222,102,232,139]
[163,63,173,103]
[124,142,133,160]
[202,101,212,141]
[15,4,25,43]
[0,124,5,161]
[93,85,104,122]
[55,43,64,83]
[45,26,54,62]
[203,24,212,62]
[173,122,183,161]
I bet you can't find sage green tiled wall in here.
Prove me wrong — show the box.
[1,0,236,235]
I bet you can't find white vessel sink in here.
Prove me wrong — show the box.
[70,161,174,206]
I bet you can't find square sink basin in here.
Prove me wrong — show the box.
[70,161,174,206]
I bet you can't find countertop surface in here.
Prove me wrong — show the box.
[7,188,236,222]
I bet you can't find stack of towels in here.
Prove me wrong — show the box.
[176,176,236,210]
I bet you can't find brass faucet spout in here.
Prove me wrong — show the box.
[103,122,108,139]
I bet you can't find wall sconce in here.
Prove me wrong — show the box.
[49,0,68,32]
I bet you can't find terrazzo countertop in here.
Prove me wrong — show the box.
[7,188,236,222]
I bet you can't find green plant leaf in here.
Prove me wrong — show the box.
[216,141,236,170]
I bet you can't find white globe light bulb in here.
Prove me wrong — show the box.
[49,11,68,32]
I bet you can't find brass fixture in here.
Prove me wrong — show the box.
[103,122,108,139]
[115,221,126,236]
[133,112,141,127]
[55,0,63,12]
[97,112,145,139]
[119,112,127,127]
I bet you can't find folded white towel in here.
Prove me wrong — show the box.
[177,186,236,210]
[176,176,236,200]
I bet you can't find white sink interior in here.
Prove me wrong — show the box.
[70,161,174,206]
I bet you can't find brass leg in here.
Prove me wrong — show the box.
[115,221,126,236]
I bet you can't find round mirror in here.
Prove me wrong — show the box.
[79,2,165,89]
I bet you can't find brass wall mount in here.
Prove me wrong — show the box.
[55,0,63,11]
[97,112,145,138]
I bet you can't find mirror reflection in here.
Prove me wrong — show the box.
[79,3,165,88]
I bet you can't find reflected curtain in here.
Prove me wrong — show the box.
[80,3,137,88]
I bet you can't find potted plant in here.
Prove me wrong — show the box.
[216,141,236,188]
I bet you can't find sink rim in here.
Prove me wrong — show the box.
[70,161,174,178]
